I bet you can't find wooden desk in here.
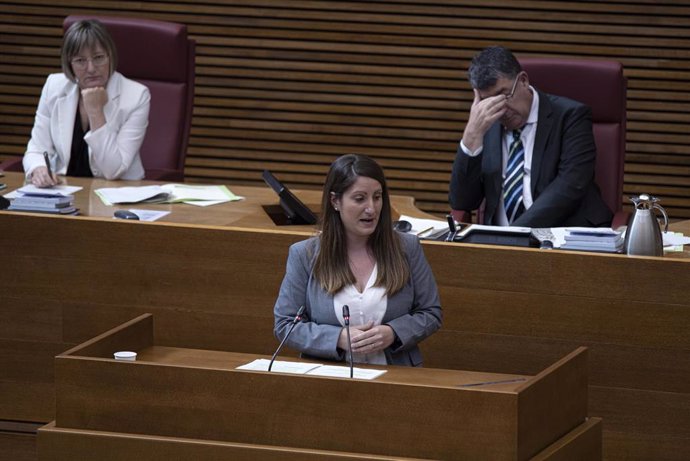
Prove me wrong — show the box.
[0,172,431,229]
[2,173,689,460]
[39,314,600,460]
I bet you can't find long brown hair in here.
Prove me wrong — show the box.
[313,154,409,295]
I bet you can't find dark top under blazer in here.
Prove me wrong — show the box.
[449,89,613,228]
[273,231,442,366]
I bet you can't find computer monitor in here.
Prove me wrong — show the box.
[262,170,318,225]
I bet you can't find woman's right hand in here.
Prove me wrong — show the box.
[30,166,57,187]
[337,321,374,351]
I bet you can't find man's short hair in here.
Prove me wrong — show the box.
[468,46,522,90]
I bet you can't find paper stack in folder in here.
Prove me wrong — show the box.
[560,228,624,253]
[95,184,242,206]
[8,192,78,215]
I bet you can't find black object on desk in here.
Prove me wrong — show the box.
[393,220,412,233]
[424,224,538,248]
[459,228,537,247]
[262,170,318,226]
[114,210,140,220]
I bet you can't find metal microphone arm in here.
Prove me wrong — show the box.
[268,305,306,372]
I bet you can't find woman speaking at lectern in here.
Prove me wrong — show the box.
[274,154,442,366]
[23,19,150,186]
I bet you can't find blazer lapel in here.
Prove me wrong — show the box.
[103,72,122,123]
[56,84,79,163]
[531,91,554,194]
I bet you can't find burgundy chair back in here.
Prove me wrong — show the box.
[64,15,195,181]
[519,58,626,215]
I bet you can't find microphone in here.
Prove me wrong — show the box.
[268,305,306,372]
[445,214,457,242]
[343,304,354,378]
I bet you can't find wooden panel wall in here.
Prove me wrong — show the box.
[1,1,690,218]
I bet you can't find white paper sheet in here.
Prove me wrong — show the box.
[126,209,171,222]
[235,359,386,380]
[305,365,387,380]
[236,359,323,375]
[13,184,83,197]
[397,214,448,237]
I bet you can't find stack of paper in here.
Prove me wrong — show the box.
[95,184,242,206]
[8,192,77,215]
[5,184,83,215]
[560,228,624,252]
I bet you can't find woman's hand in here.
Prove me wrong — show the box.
[348,322,395,354]
[81,87,108,130]
[30,166,57,187]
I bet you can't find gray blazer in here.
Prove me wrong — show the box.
[273,232,442,366]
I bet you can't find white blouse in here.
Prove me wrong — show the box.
[334,265,388,365]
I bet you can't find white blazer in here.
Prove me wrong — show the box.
[23,71,150,180]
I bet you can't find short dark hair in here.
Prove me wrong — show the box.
[61,19,118,82]
[314,154,408,295]
[468,46,522,90]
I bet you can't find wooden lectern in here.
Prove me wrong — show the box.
[38,314,601,460]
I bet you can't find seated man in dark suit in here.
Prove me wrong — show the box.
[449,46,612,228]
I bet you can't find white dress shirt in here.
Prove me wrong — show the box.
[333,265,388,365]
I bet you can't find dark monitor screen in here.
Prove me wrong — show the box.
[262,170,318,225]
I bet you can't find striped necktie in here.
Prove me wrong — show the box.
[503,128,525,223]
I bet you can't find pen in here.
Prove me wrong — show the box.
[457,377,527,388]
[416,226,434,237]
[43,151,53,180]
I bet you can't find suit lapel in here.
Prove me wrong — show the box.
[531,91,554,194]
[484,123,503,223]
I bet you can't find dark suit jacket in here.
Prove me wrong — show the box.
[449,90,612,228]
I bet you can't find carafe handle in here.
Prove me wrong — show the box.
[653,203,669,233]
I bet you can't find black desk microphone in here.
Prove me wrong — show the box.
[343,304,354,378]
[268,305,306,372]
[445,214,458,242]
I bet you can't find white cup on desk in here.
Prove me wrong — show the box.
[113,351,137,361]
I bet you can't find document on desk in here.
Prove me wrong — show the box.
[5,184,83,199]
[398,214,448,237]
[663,231,690,251]
[457,224,532,238]
[236,359,387,380]
[163,184,243,206]
[95,184,242,206]
[305,365,387,380]
[126,209,171,222]
[236,359,323,375]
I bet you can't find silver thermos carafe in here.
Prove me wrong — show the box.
[624,194,668,256]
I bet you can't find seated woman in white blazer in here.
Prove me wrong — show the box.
[23,19,150,186]
[274,154,443,367]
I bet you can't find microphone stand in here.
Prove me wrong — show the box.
[268,305,305,372]
[343,305,354,378]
